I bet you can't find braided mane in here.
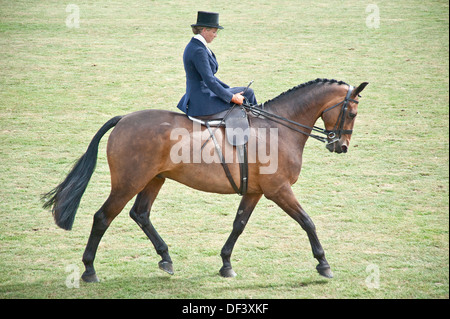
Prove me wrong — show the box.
[264,78,349,105]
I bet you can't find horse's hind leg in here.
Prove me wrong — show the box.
[81,191,134,282]
[129,176,173,275]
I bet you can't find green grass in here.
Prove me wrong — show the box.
[0,0,448,299]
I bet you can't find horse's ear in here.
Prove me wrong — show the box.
[352,82,369,98]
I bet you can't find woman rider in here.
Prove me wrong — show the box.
[177,11,257,119]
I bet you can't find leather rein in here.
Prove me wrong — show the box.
[243,85,358,144]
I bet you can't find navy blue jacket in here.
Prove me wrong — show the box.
[177,38,234,116]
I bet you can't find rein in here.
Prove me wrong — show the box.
[243,85,358,144]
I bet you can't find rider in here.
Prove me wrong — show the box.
[177,11,257,119]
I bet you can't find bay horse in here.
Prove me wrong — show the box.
[42,78,368,282]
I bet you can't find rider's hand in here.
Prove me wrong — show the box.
[231,92,245,105]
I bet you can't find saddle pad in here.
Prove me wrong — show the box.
[188,116,222,127]
[188,107,250,146]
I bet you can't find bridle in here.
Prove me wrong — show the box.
[322,85,359,143]
[243,85,359,144]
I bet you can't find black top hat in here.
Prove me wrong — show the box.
[191,11,223,29]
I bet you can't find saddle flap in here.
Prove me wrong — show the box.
[225,107,250,146]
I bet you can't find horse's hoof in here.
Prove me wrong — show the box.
[220,267,237,278]
[81,272,99,283]
[316,264,333,279]
[158,261,174,275]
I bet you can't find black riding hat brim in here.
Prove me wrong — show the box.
[191,23,224,29]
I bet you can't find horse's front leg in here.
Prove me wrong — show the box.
[220,193,262,277]
[266,185,333,278]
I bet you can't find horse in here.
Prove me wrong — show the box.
[42,78,368,282]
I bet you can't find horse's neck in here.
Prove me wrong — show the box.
[265,88,328,128]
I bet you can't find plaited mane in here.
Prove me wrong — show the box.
[264,78,349,106]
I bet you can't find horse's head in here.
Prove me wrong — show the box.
[321,82,368,153]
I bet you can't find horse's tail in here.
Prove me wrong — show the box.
[42,116,123,230]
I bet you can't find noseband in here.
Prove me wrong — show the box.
[243,85,358,144]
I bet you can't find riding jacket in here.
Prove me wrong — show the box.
[177,37,258,117]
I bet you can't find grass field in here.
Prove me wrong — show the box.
[0,0,448,299]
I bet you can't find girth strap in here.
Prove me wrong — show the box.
[237,144,248,195]
[205,122,248,195]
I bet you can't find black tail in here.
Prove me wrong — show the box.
[42,116,123,230]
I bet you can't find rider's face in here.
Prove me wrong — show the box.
[201,28,218,43]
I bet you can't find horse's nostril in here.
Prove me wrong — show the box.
[341,144,348,153]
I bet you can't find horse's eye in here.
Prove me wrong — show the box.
[349,113,357,119]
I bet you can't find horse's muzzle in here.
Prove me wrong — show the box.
[326,140,348,154]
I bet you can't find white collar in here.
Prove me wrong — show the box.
[193,34,212,54]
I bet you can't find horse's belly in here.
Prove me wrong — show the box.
[161,163,238,194]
